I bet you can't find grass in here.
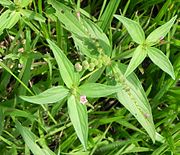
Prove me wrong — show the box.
[0,0,179,154]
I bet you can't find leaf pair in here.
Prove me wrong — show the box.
[114,15,177,79]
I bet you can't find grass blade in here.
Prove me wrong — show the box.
[98,0,121,32]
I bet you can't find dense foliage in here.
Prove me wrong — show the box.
[0,0,179,154]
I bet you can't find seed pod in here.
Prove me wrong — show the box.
[82,60,89,70]
[75,62,82,72]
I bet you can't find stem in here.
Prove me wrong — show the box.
[80,68,99,82]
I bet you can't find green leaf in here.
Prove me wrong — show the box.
[20,9,46,22]
[79,83,120,98]
[114,15,145,44]
[47,39,79,88]
[20,86,69,104]
[0,0,14,7]
[147,47,175,79]
[14,0,32,8]
[0,10,20,35]
[146,15,177,46]
[0,109,4,135]
[125,45,147,77]
[112,63,156,142]
[67,95,88,150]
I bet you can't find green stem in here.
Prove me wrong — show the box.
[80,68,99,82]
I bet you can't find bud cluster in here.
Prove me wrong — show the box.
[75,54,111,72]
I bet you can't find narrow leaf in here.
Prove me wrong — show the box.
[146,15,177,46]
[47,39,79,88]
[20,86,69,104]
[147,47,175,79]
[67,95,88,150]
[98,0,121,32]
[114,15,145,44]
[79,83,120,98]
[125,45,147,77]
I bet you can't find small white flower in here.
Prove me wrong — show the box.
[80,95,88,104]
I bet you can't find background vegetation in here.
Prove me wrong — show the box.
[0,0,179,154]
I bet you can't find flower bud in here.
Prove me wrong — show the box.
[102,55,111,65]
[91,58,98,66]
[98,48,103,54]
[88,63,95,71]
[82,60,89,70]
[75,62,82,72]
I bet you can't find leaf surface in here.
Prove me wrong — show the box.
[79,83,120,98]
[125,45,147,77]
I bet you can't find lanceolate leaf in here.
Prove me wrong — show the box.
[79,83,120,98]
[114,15,145,44]
[20,86,69,104]
[47,39,79,88]
[112,63,156,142]
[147,47,175,79]
[67,95,88,150]
[125,45,147,77]
[146,15,177,46]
